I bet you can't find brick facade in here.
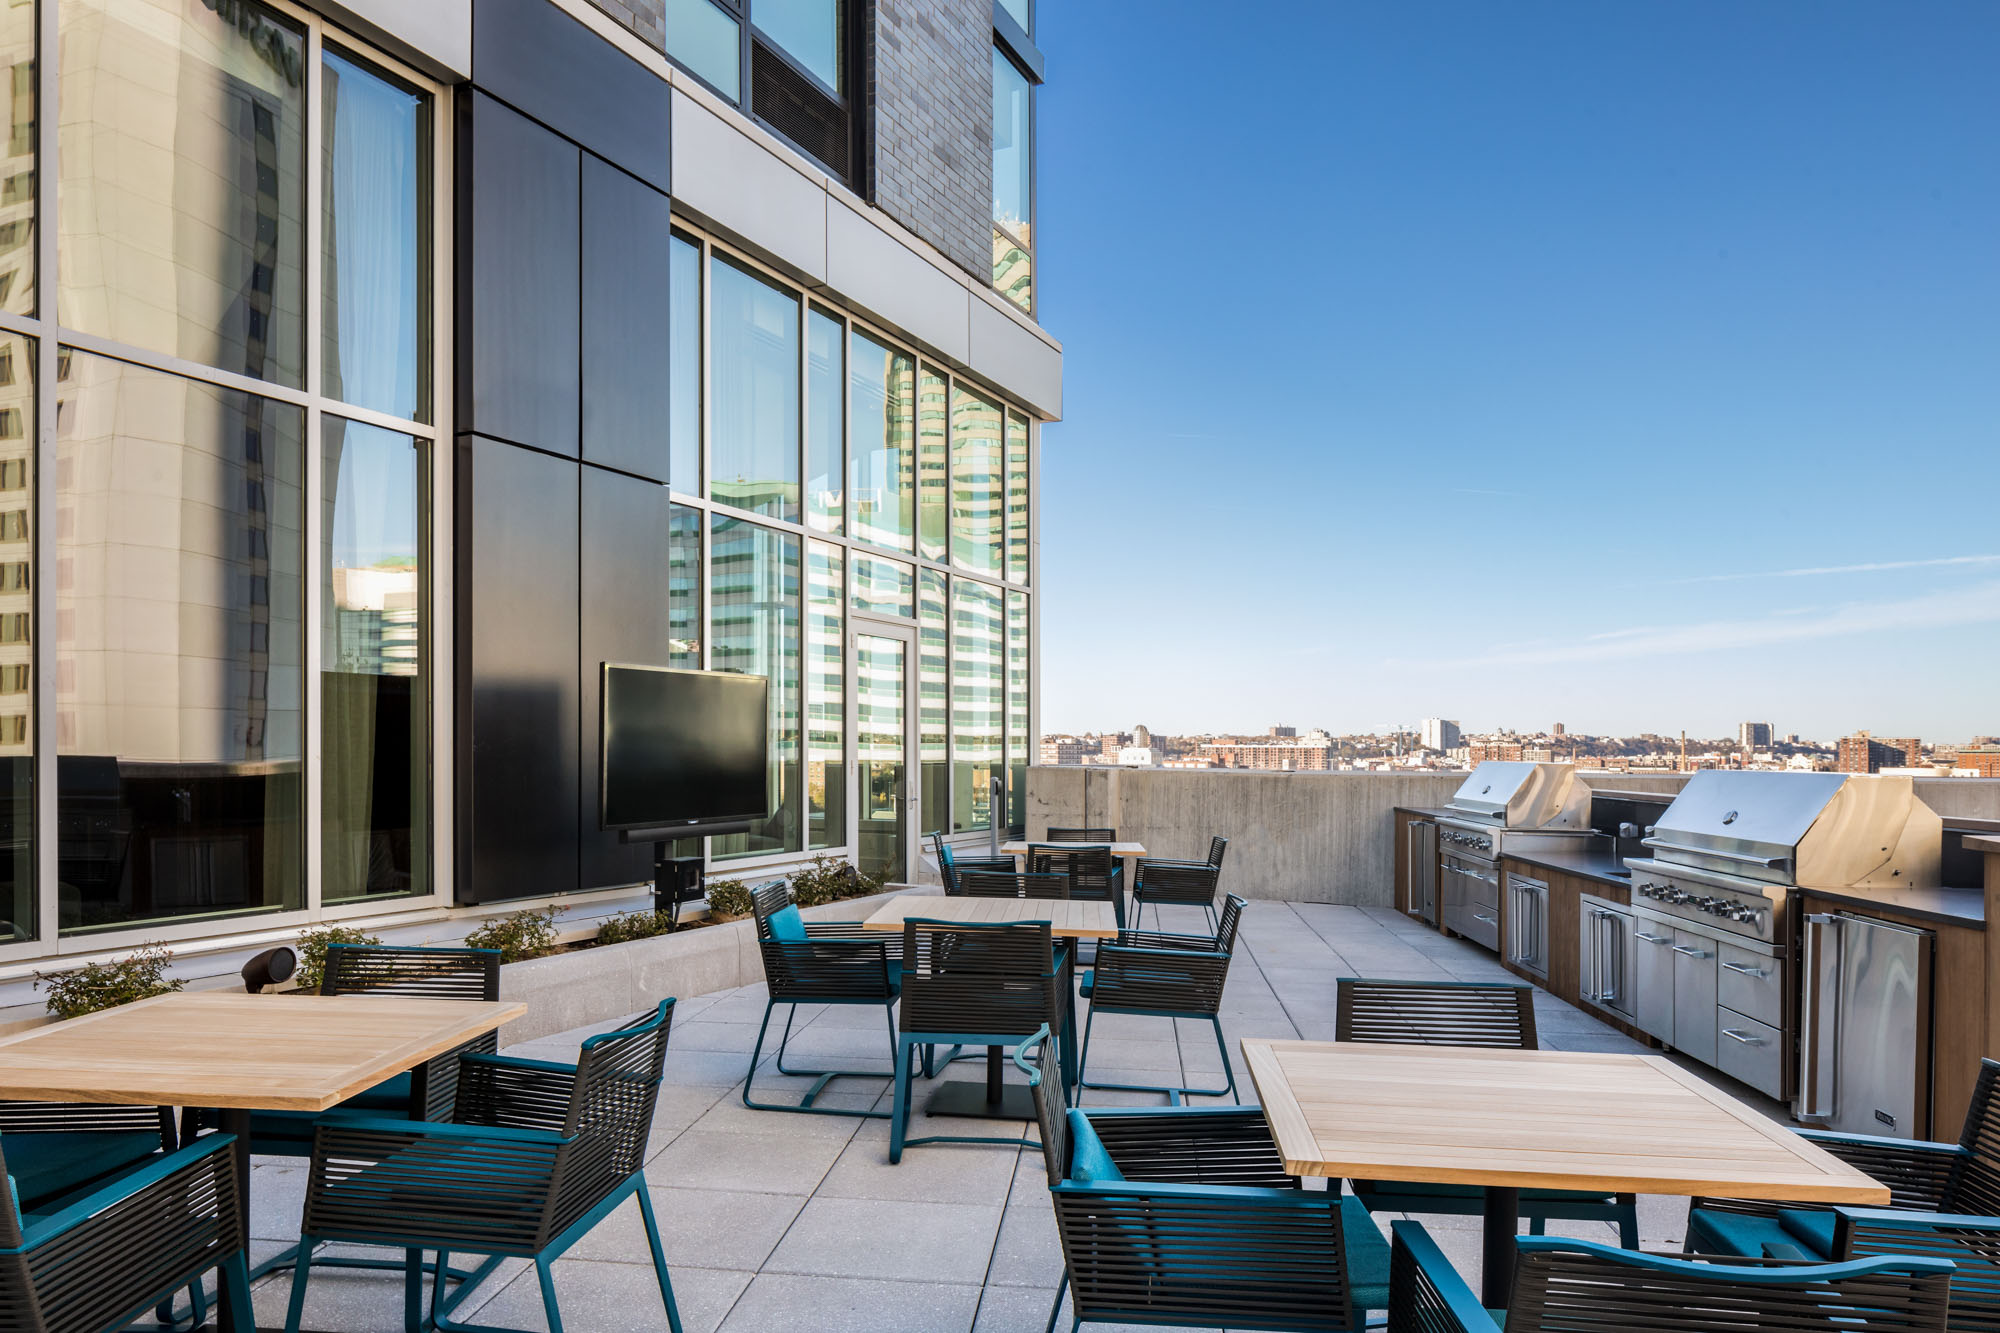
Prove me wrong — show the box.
[868,0,993,281]
[589,0,665,51]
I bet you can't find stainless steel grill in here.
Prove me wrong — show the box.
[1435,762,1597,953]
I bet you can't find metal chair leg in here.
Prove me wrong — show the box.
[743,998,895,1118]
[1077,1009,1236,1105]
[1045,1270,1068,1333]
[636,1180,686,1333]
[536,1257,564,1333]
[889,1038,915,1163]
[218,1249,254,1333]
[282,1233,315,1333]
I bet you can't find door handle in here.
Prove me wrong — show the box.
[1472,911,1497,924]
[1799,914,1842,1120]
[1671,945,1710,959]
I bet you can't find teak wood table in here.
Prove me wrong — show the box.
[999,840,1148,862]
[0,990,525,1332]
[863,894,1116,1118]
[1241,1039,1890,1307]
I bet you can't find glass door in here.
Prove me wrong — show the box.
[854,625,919,883]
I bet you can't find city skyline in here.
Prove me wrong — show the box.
[1034,1,1999,739]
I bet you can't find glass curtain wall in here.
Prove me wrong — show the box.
[0,334,28,941]
[951,581,1003,833]
[709,256,798,521]
[805,540,843,850]
[918,569,949,836]
[668,504,703,667]
[1006,589,1028,835]
[805,307,842,535]
[991,46,1033,313]
[848,331,912,551]
[709,516,799,859]
[669,233,702,493]
[950,387,1003,575]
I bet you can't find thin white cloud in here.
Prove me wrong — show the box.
[1664,554,2000,585]
[1392,580,2000,671]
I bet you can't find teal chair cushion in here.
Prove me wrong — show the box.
[341,1071,415,1110]
[1778,1207,1837,1257]
[768,905,807,941]
[1688,1206,1827,1260]
[1,1130,161,1210]
[1339,1194,1392,1312]
[1066,1110,1124,1184]
[1078,969,1094,998]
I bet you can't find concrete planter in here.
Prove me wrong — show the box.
[496,888,907,1044]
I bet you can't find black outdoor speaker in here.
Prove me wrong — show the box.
[654,853,705,922]
[242,946,297,994]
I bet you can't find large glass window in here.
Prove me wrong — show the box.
[755,0,841,92]
[851,553,913,619]
[322,419,427,903]
[710,516,799,860]
[805,307,842,535]
[1006,589,1028,836]
[0,334,29,941]
[918,568,948,839]
[0,5,33,317]
[668,504,702,667]
[997,0,1030,33]
[670,234,702,494]
[709,256,799,522]
[806,541,843,851]
[1006,412,1029,584]
[951,580,1003,833]
[56,351,305,933]
[950,387,1004,576]
[323,48,431,422]
[848,331,913,552]
[991,46,1034,313]
[667,0,743,101]
[60,0,308,388]
[917,367,948,562]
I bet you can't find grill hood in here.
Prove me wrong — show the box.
[1445,762,1591,830]
[1639,771,1940,889]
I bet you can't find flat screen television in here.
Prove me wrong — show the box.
[599,664,770,835]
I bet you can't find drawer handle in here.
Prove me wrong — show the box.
[1635,932,1671,944]
[1472,912,1497,924]
[1722,1028,1764,1045]
[1721,961,1767,978]
[1672,945,1710,959]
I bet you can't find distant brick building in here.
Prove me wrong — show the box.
[1837,731,1921,773]
[1200,731,1335,771]
[1469,742,1525,764]
[1952,746,2000,778]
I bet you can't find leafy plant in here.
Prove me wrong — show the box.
[788,854,883,907]
[464,906,563,963]
[37,943,185,1020]
[295,924,384,993]
[704,879,754,918]
[598,909,677,945]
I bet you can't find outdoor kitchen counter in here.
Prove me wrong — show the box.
[1500,841,1631,889]
[1793,883,1986,929]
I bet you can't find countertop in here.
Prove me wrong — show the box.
[1498,842,1633,889]
[1393,806,1461,821]
[1792,883,1986,930]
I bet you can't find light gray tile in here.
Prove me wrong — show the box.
[984,1203,1061,1287]
[645,1129,848,1196]
[765,1197,1003,1284]
[819,1123,1022,1203]
[463,1258,747,1333]
[565,1188,807,1272]
[721,1273,982,1333]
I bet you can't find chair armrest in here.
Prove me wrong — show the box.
[313,1111,573,1147]
[455,1051,580,1133]
[801,923,904,959]
[1390,1221,1500,1333]
[1082,1106,1296,1188]
[1114,928,1219,951]
[1051,1178,1326,1207]
[10,1133,240,1250]
[303,1115,567,1250]
[759,937,899,1002]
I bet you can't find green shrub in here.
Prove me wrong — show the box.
[704,879,754,918]
[37,943,185,1020]
[597,910,676,945]
[788,854,883,907]
[464,906,563,963]
[295,924,385,993]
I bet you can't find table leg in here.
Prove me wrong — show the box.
[1482,1186,1519,1310]
[217,1107,253,1332]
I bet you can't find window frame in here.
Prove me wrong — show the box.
[0,0,455,963]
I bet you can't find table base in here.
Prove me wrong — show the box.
[1482,1186,1519,1309]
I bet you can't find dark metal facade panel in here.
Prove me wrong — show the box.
[471,0,672,192]
[581,158,673,484]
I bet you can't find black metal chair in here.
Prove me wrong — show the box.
[1691,1055,2000,1262]
[929,831,1014,895]
[1046,826,1117,843]
[743,879,900,1120]
[1030,844,1125,931]
[1018,1024,1391,1333]
[1387,1216,1952,1333]
[1076,895,1247,1105]
[1339,977,1639,1247]
[1129,858,1222,934]
[889,919,1072,1163]
[0,1129,254,1333]
[283,1000,683,1333]
[959,869,1070,899]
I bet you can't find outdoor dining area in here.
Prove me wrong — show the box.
[2,827,1998,1332]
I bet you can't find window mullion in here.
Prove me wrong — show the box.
[303,19,325,918]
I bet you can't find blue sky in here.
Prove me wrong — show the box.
[1032,2,1999,742]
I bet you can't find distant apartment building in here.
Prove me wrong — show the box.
[1040,737,1089,766]
[1421,718,1461,751]
[1740,722,1774,750]
[1952,746,2000,779]
[1201,728,1335,772]
[1469,741,1525,764]
[1837,731,1922,774]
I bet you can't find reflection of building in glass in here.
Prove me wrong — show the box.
[331,564,419,676]
[950,389,1005,574]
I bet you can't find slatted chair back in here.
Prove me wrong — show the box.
[321,944,500,1001]
[1205,835,1229,869]
[1031,844,1117,899]
[1021,1025,1072,1187]
[751,880,794,936]
[1945,1057,2000,1215]
[1046,826,1116,843]
[1138,860,1219,909]
[931,834,963,893]
[959,870,1069,900]
[546,999,676,1240]
[1336,977,1538,1050]
[757,925,897,1005]
[1214,895,1247,953]
[1500,1237,1954,1333]
[899,919,1057,1042]
[1833,1207,2000,1330]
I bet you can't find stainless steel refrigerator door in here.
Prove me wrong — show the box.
[1409,820,1438,924]
[1832,914,1933,1139]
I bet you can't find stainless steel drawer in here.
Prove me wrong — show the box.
[1462,867,1501,952]
[1717,1005,1785,1100]
[1717,942,1783,1028]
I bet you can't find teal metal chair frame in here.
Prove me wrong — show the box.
[1076,895,1247,1106]
[744,880,901,1119]
[930,831,1014,894]
[0,1131,254,1333]
[282,999,682,1333]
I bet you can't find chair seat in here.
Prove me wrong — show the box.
[1354,1179,1620,1207]
[246,1072,419,1155]
[1688,1206,1834,1261]
[342,1071,415,1110]
[3,1130,161,1209]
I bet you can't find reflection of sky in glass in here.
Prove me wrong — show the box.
[328,418,418,571]
[325,48,424,420]
[991,48,1031,231]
